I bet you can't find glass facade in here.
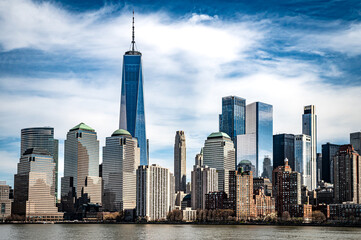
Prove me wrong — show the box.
[294,134,312,189]
[237,102,273,177]
[119,52,148,166]
[219,96,246,168]
[273,134,295,170]
[321,143,340,183]
[21,127,59,199]
[302,105,317,190]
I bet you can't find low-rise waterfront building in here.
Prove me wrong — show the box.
[0,181,12,220]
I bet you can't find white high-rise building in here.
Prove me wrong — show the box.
[102,129,140,212]
[203,132,235,195]
[294,134,312,190]
[302,105,317,190]
[191,165,218,210]
[136,164,174,221]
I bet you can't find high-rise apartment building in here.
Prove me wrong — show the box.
[136,164,174,221]
[229,168,255,220]
[322,143,340,183]
[219,96,246,168]
[102,129,140,212]
[294,134,312,190]
[0,181,12,220]
[272,159,301,216]
[334,145,361,204]
[254,188,275,218]
[12,148,63,221]
[350,132,361,154]
[174,131,186,192]
[191,165,218,210]
[61,123,102,213]
[237,102,273,177]
[302,105,317,190]
[21,127,59,199]
[119,13,148,165]
[203,132,235,195]
[273,134,295,170]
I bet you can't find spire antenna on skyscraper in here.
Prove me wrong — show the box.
[132,10,135,52]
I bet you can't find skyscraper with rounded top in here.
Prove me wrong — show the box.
[119,12,148,165]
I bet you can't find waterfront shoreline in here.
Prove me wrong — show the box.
[1,221,361,228]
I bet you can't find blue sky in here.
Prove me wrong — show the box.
[1,0,361,189]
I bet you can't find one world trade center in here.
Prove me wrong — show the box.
[119,12,148,165]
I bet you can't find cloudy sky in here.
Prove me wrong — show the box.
[1,0,361,189]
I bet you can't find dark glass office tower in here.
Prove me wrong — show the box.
[219,96,246,168]
[119,13,148,165]
[321,143,340,183]
[273,134,295,170]
[21,127,59,200]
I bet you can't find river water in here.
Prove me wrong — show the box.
[0,224,361,240]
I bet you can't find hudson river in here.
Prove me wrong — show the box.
[1,224,361,239]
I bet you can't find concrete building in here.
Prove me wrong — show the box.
[61,123,102,215]
[191,165,218,210]
[334,145,361,204]
[253,177,272,196]
[174,131,186,192]
[12,148,63,221]
[102,129,140,212]
[322,143,340,183]
[182,207,197,222]
[302,105,317,190]
[195,149,203,167]
[0,181,12,220]
[254,188,275,218]
[294,134,312,190]
[232,168,255,220]
[136,164,174,221]
[205,191,229,210]
[350,132,361,155]
[237,102,273,177]
[273,134,295,170]
[21,127,59,200]
[272,159,301,216]
[262,156,273,181]
[203,132,235,195]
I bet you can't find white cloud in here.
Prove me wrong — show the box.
[0,0,360,185]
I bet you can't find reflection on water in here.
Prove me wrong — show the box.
[1,224,361,240]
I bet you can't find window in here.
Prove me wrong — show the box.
[1,203,5,214]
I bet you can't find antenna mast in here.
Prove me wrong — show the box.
[132,10,135,52]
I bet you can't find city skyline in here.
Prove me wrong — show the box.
[1,0,361,187]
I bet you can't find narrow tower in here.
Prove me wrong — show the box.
[119,11,148,165]
[174,131,186,192]
[302,105,317,190]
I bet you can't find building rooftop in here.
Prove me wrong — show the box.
[70,122,95,132]
[207,132,231,139]
[111,129,132,137]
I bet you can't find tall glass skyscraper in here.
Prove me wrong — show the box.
[237,102,273,177]
[21,127,59,200]
[294,134,312,190]
[119,12,148,165]
[219,96,246,168]
[302,105,317,190]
